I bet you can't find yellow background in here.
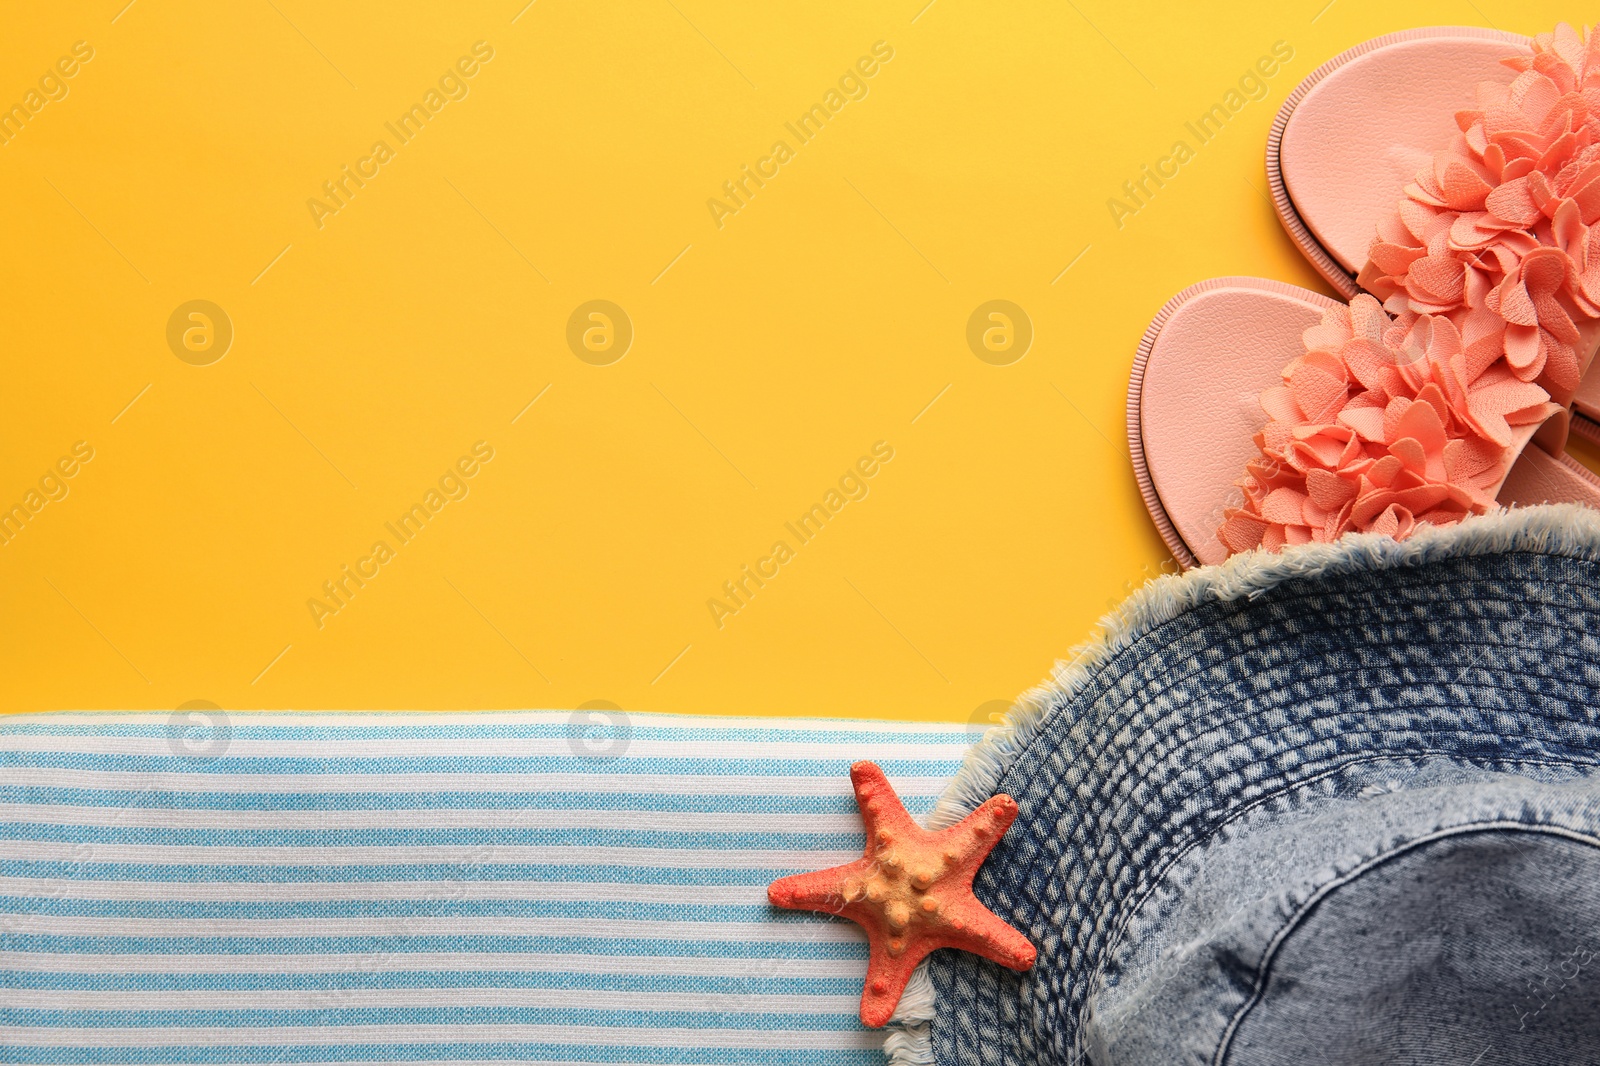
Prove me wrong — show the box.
[2,0,1594,721]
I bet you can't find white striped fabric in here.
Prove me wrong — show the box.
[0,711,975,1065]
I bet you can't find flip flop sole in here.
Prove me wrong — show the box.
[1265,26,1600,442]
[1129,277,1339,569]
[1130,277,1600,569]
[1266,26,1524,297]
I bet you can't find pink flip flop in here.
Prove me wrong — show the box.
[1128,277,1600,568]
[1267,24,1600,446]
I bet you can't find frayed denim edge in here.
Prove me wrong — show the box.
[882,501,1600,1065]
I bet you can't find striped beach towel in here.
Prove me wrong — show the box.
[0,711,975,1065]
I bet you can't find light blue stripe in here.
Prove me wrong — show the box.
[0,723,971,745]
[0,898,803,922]
[0,753,961,776]
[0,1008,860,1031]
[0,824,865,850]
[0,972,861,995]
[0,1044,882,1065]
[0,935,867,958]
[0,787,943,814]
[0,861,827,885]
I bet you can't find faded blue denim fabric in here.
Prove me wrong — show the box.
[923,507,1600,1065]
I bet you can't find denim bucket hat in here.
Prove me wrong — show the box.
[888,504,1600,1065]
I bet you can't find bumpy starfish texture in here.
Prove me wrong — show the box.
[767,760,1036,1027]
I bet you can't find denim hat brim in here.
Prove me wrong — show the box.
[890,504,1600,1065]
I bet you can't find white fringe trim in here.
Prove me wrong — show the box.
[884,503,1600,1063]
[930,503,1600,830]
[883,963,937,1064]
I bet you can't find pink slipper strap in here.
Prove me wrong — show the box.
[1356,22,1600,402]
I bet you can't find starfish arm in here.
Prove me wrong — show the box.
[850,761,920,842]
[773,767,1034,1027]
[768,859,873,914]
[858,938,933,1028]
[944,793,1021,870]
[944,902,1037,972]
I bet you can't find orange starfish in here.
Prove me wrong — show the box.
[767,760,1036,1027]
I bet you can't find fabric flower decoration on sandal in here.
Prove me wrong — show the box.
[1218,294,1558,555]
[1357,22,1600,401]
